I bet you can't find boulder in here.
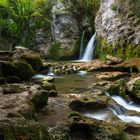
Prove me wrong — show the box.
[50,112,129,140]
[41,81,56,90]
[69,91,108,111]
[96,71,130,81]
[12,46,42,72]
[127,77,140,101]
[106,55,123,65]
[3,83,27,94]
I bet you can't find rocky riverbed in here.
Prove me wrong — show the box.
[1,48,140,139]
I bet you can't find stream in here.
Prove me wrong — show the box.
[37,71,140,129]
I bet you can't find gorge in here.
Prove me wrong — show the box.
[0,0,140,140]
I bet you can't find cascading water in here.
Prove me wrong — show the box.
[81,32,96,61]
[79,30,86,59]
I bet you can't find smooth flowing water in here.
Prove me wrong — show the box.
[79,30,86,59]
[38,71,140,127]
[81,33,96,61]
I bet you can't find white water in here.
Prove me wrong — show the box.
[47,67,55,76]
[83,109,109,121]
[81,32,96,61]
[110,95,140,124]
[112,95,140,112]
[79,30,86,59]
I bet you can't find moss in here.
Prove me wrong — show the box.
[31,90,49,110]
[49,42,61,60]
[94,37,140,60]
[0,121,51,140]
[20,52,42,72]
[6,76,21,83]
[0,77,6,84]
[14,61,35,80]
[1,61,18,77]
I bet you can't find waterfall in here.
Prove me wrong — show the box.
[79,30,86,59]
[81,32,96,61]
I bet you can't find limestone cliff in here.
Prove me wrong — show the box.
[50,0,79,59]
[95,0,140,58]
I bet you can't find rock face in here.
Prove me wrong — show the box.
[95,0,140,44]
[50,0,79,59]
[95,0,140,59]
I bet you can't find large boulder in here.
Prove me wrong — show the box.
[12,46,42,72]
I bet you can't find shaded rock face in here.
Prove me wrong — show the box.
[51,0,79,59]
[95,0,140,45]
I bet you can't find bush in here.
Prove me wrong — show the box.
[14,61,35,80]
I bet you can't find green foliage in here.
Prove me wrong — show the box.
[14,61,35,80]
[94,37,140,60]
[70,0,100,30]
[49,42,61,60]
[20,52,42,72]
[111,4,118,12]
[0,0,51,47]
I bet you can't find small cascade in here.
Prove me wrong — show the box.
[81,32,96,61]
[79,30,86,59]
[47,67,55,76]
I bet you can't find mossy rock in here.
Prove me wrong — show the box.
[1,61,18,77]
[6,76,21,83]
[108,79,128,98]
[128,79,140,101]
[94,36,140,60]
[31,90,49,110]
[0,121,51,140]
[20,52,42,72]
[41,81,56,90]
[14,61,35,80]
[0,77,6,84]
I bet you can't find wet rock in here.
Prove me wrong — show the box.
[41,81,56,90]
[48,90,58,97]
[107,79,128,98]
[42,76,54,83]
[31,89,49,110]
[50,112,129,140]
[96,71,130,81]
[3,83,27,94]
[127,77,140,101]
[106,55,123,65]
[69,92,108,111]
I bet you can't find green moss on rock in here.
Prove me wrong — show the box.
[6,76,21,83]
[14,61,35,80]
[31,90,49,110]
[94,37,140,60]
[1,61,18,77]
[20,52,42,72]
[0,77,6,84]
[0,121,51,140]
